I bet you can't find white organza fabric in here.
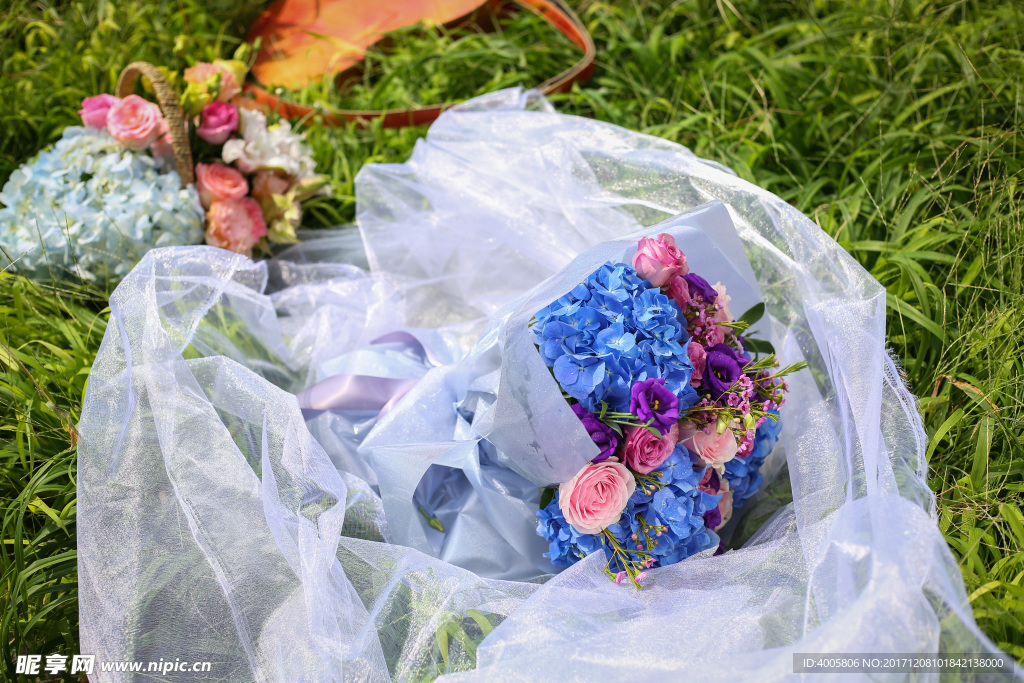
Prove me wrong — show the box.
[77,89,1019,682]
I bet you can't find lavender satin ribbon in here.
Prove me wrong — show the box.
[295,331,438,415]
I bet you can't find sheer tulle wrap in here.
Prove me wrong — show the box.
[78,89,1018,681]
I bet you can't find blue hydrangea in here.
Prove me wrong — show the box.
[536,449,719,572]
[724,411,782,508]
[536,492,606,568]
[534,262,698,413]
[0,126,204,284]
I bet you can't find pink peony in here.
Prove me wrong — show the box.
[558,461,636,535]
[205,197,267,255]
[679,423,738,469]
[195,162,248,208]
[251,170,291,201]
[196,101,239,145]
[633,233,689,287]
[79,94,120,129]
[623,422,678,474]
[184,62,241,101]
[688,342,707,387]
[106,95,164,150]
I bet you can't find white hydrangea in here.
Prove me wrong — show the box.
[221,109,317,179]
[0,126,204,284]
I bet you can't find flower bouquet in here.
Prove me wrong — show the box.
[0,52,327,284]
[534,233,803,587]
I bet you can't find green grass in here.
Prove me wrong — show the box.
[2,0,1024,678]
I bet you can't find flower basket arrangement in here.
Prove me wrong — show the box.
[0,53,327,285]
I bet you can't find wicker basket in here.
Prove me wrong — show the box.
[116,61,195,187]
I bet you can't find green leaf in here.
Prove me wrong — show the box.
[737,302,765,326]
[742,337,775,355]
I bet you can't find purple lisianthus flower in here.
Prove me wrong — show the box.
[629,378,679,435]
[572,403,620,462]
[683,273,717,303]
[703,343,744,399]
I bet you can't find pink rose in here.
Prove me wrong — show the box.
[667,275,691,309]
[196,101,239,145]
[713,283,732,323]
[716,481,733,531]
[79,94,120,129]
[623,422,678,474]
[195,162,248,209]
[633,233,688,287]
[106,95,164,150]
[688,343,706,387]
[679,423,738,469]
[150,118,173,159]
[251,171,291,201]
[559,461,636,534]
[184,62,241,101]
[205,197,267,255]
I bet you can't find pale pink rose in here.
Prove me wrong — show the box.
[623,422,678,474]
[633,233,688,287]
[106,95,164,150]
[666,275,690,309]
[251,171,291,201]
[79,94,120,129]
[713,283,733,323]
[716,481,733,531]
[205,197,267,255]
[184,62,241,101]
[150,118,174,159]
[688,342,706,387]
[558,461,636,535]
[195,162,248,209]
[196,101,239,145]
[679,423,738,470]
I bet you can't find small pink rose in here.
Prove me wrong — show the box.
[205,197,267,255]
[150,118,173,159]
[251,171,291,201]
[79,94,120,129]
[558,461,636,535]
[679,423,738,469]
[195,162,248,209]
[633,233,688,287]
[106,95,164,150]
[688,343,706,387]
[196,101,239,145]
[184,62,241,101]
[716,481,733,531]
[713,283,733,323]
[667,274,691,308]
[623,422,678,475]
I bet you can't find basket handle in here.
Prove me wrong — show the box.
[116,61,195,187]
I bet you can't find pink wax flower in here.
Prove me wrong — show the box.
[623,422,678,474]
[633,233,688,287]
[688,342,706,387]
[558,460,636,535]
[195,162,248,209]
[205,197,267,256]
[679,423,738,470]
[79,94,120,129]
[251,170,291,201]
[106,95,164,150]
[196,101,239,145]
